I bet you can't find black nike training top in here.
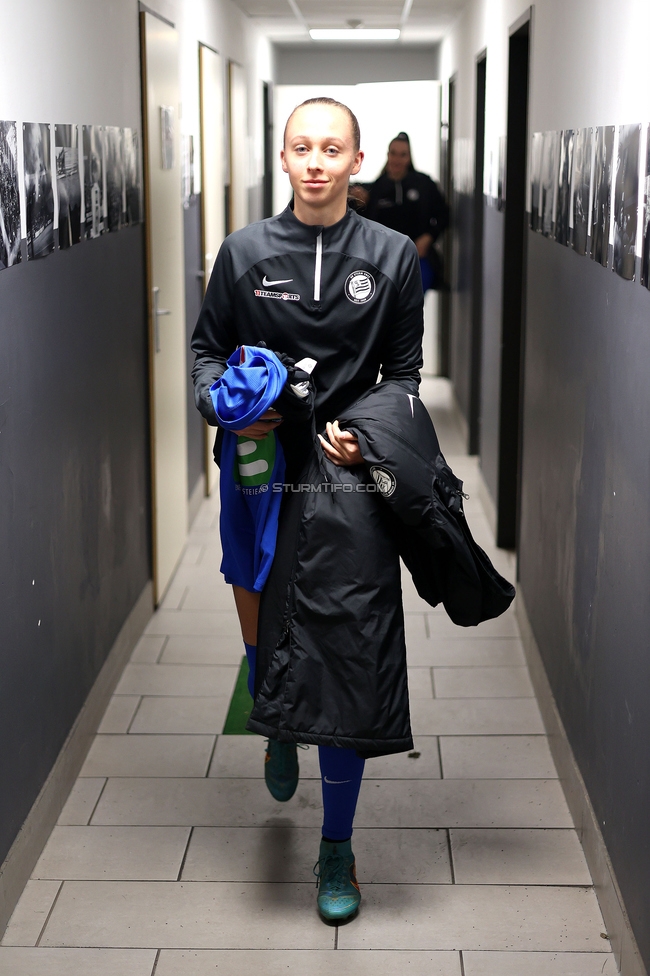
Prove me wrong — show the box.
[191,204,424,439]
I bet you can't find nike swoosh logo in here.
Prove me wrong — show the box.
[262,275,293,287]
[323,776,352,785]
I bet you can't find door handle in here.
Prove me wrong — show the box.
[152,286,171,353]
[195,270,205,279]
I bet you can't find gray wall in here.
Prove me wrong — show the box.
[520,231,650,966]
[0,231,150,866]
[275,43,440,85]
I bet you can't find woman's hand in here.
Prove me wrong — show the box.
[319,420,363,466]
[414,232,433,258]
[233,409,283,440]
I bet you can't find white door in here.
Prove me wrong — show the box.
[228,61,248,232]
[199,43,225,496]
[141,11,188,603]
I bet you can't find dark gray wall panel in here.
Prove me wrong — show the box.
[520,229,650,968]
[450,189,473,427]
[276,44,440,85]
[0,229,150,865]
[184,195,205,499]
[478,202,504,501]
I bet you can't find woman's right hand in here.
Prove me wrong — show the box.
[233,409,283,440]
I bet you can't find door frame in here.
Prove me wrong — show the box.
[496,8,532,549]
[469,51,487,455]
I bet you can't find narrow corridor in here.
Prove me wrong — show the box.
[0,381,616,975]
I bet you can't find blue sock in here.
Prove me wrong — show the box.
[318,745,365,841]
[244,642,256,698]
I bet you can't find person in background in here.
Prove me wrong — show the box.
[350,131,449,291]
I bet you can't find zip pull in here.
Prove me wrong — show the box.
[314,230,323,301]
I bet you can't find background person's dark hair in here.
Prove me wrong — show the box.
[380,131,416,177]
[283,97,361,153]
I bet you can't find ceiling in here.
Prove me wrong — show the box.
[231,0,464,44]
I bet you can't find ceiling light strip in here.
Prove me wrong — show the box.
[309,28,401,41]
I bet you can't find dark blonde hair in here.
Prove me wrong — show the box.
[283,97,361,152]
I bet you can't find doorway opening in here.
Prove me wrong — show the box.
[496,15,530,548]
[263,82,274,218]
[469,53,486,455]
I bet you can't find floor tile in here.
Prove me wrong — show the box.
[353,779,571,828]
[182,583,240,612]
[57,779,106,826]
[115,663,239,697]
[160,636,243,666]
[1,881,61,947]
[450,829,592,884]
[130,635,166,664]
[408,668,434,698]
[80,734,215,778]
[425,613,520,641]
[0,948,157,975]
[145,611,241,638]
[156,949,461,975]
[97,696,140,733]
[92,777,324,827]
[208,736,321,778]
[406,638,526,667]
[337,885,608,951]
[130,697,231,734]
[33,826,191,881]
[365,738,441,779]
[433,667,534,699]
[410,698,544,735]
[180,544,204,566]
[40,881,334,949]
[463,951,618,975]
[440,736,556,779]
[181,827,451,884]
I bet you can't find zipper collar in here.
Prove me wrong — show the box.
[281,204,353,245]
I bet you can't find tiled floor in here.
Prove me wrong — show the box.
[0,379,616,975]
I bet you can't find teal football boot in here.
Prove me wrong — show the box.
[264,739,299,802]
[313,838,361,923]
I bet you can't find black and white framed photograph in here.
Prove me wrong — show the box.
[540,130,559,237]
[83,125,105,239]
[160,106,174,170]
[23,122,54,260]
[0,121,21,269]
[591,125,615,267]
[530,131,543,230]
[571,127,593,256]
[642,124,650,288]
[613,123,641,280]
[55,123,81,249]
[105,126,124,232]
[555,129,574,246]
[123,127,142,225]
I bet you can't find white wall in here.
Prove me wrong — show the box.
[439,0,650,198]
[274,81,441,213]
[0,0,273,225]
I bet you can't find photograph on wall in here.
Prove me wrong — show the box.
[23,122,54,260]
[555,129,574,246]
[539,130,559,237]
[591,125,615,267]
[642,124,650,288]
[123,127,142,225]
[529,131,543,230]
[613,123,641,280]
[497,135,506,211]
[571,127,593,256]
[55,124,81,249]
[83,125,105,239]
[105,126,124,232]
[0,121,21,269]
[160,106,174,170]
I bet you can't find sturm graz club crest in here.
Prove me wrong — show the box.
[345,270,376,304]
[370,465,396,497]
